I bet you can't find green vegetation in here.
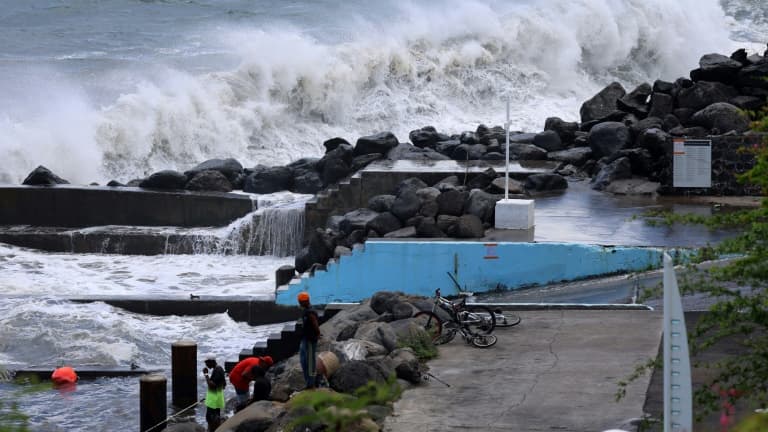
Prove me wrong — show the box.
[617,107,768,424]
[288,375,403,432]
[0,401,30,432]
[397,328,439,361]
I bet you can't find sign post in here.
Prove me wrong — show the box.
[505,99,510,200]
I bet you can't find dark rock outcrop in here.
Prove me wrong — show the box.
[22,166,70,186]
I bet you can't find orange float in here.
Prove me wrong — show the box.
[51,366,78,385]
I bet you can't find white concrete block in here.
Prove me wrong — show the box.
[494,199,534,229]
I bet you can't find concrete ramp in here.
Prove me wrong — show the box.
[385,309,662,432]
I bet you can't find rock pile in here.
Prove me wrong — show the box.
[211,291,441,432]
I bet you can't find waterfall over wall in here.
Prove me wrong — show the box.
[174,194,308,256]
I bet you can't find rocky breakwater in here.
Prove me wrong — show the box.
[203,291,441,432]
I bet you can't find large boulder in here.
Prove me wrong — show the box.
[676,81,739,111]
[243,166,293,193]
[185,170,233,192]
[532,130,563,152]
[544,117,579,143]
[616,83,652,117]
[605,178,661,195]
[354,132,399,156]
[293,170,323,194]
[588,122,630,158]
[368,194,396,212]
[395,178,428,196]
[435,139,460,156]
[354,322,398,353]
[524,173,568,192]
[547,147,593,166]
[339,209,380,235]
[184,158,243,182]
[509,133,537,144]
[388,143,450,161]
[591,157,632,191]
[690,102,750,133]
[636,128,671,157]
[738,61,768,89]
[391,189,422,222]
[366,212,402,236]
[416,218,446,238]
[464,189,499,223]
[294,229,334,273]
[580,82,626,123]
[388,348,422,384]
[508,144,547,160]
[139,170,187,190]
[383,226,417,238]
[455,214,485,238]
[351,153,384,171]
[436,189,467,216]
[451,143,486,160]
[323,137,351,153]
[22,165,69,185]
[329,360,388,393]
[648,92,674,118]
[409,126,448,148]
[652,79,675,94]
[691,53,743,84]
[321,157,351,185]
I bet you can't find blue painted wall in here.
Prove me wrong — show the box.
[276,241,670,305]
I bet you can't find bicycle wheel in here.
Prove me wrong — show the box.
[413,311,443,342]
[494,310,522,327]
[464,306,496,334]
[471,333,498,348]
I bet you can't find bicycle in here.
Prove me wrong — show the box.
[445,272,522,328]
[414,288,498,348]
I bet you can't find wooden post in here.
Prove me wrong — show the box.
[140,374,167,432]
[171,340,197,409]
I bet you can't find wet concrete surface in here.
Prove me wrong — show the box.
[385,309,661,432]
[485,179,744,247]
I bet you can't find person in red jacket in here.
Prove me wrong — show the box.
[229,355,273,406]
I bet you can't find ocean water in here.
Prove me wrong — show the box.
[0,0,764,184]
[0,1,766,430]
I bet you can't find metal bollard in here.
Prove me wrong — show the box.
[171,340,197,409]
[140,374,167,432]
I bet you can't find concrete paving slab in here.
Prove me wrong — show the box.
[384,310,662,432]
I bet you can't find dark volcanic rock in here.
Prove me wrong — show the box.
[367,212,402,236]
[409,126,448,148]
[580,82,626,123]
[591,157,632,191]
[464,189,499,223]
[323,137,351,153]
[676,81,739,111]
[391,190,422,222]
[436,189,467,216]
[652,80,675,94]
[351,153,384,171]
[321,157,351,185]
[293,170,323,194]
[544,117,579,143]
[533,130,563,152]
[738,62,768,89]
[416,218,445,238]
[547,147,593,166]
[509,144,547,160]
[368,194,396,212]
[451,143,486,160]
[648,92,674,118]
[637,128,671,157]
[339,209,380,235]
[691,53,743,84]
[455,214,485,238]
[690,102,750,133]
[185,170,233,192]
[384,226,417,238]
[524,173,568,192]
[184,158,243,182]
[329,361,387,393]
[22,166,69,186]
[243,166,293,193]
[588,122,630,158]
[388,143,449,161]
[729,95,765,111]
[139,170,187,190]
[395,178,429,196]
[354,132,399,156]
[616,83,652,117]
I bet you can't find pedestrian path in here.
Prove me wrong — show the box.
[385,309,662,432]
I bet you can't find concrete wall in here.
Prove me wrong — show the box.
[0,186,254,227]
[276,241,673,304]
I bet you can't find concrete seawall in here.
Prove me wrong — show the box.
[276,241,683,304]
[0,186,254,227]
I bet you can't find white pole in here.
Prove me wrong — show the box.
[505,99,510,200]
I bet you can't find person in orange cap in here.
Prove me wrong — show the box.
[297,291,321,389]
[51,366,78,387]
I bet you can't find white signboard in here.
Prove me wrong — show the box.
[673,138,711,188]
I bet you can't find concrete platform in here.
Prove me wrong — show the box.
[385,309,662,432]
